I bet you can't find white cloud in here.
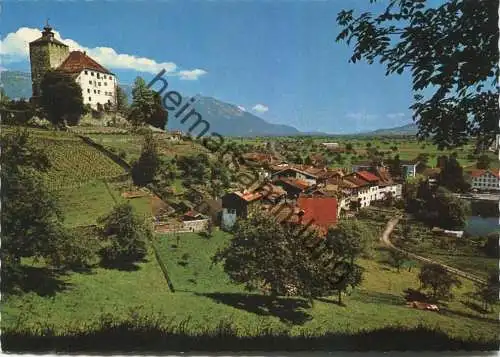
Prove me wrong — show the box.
[178,69,207,81]
[346,112,379,121]
[237,105,246,112]
[386,112,406,119]
[252,104,269,113]
[0,27,206,79]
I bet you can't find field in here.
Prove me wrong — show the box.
[2,227,498,351]
[56,180,152,227]
[391,218,498,280]
[1,127,126,190]
[85,133,211,164]
[231,136,499,170]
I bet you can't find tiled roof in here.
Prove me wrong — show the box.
[58,51,112,74]
[276,177,312,190]
[356,170,380,183]
[343,175,370,188]
[297,196,338,229]
[234,191,263,202]
[469,169,487,178]
[374,167,394,184]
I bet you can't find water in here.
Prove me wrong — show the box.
[465,216,499,236]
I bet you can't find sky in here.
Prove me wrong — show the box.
[1,0,417,134]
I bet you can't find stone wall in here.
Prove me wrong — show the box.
[29,42,69,98]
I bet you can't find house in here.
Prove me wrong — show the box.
[182,210,209,232]
[168,130,183,141]
[272,166,319,185]
[29,23,117,110]
[351,161,374,173]
[221,190,263,229]
[274,177,314,199]
[469,169,500,191]
[343,173,372,208]
[373,167,402,199]
[254,182,287,204]
[401,160,420,178]
[295,196,338,236]
[322,142,339,149]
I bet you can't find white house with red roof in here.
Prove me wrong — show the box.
[29,23,117,110]
[469,169,500,191]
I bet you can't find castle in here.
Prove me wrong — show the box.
[29,22,117,110]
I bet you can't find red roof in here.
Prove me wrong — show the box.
[344,175,370,188]
[356,170,380,183]
[235,191,263,202]
[297,196,338,229]
[277,177,312,190]
[58,51,111,74]
[489,169,500,178]
[469,169,487,178]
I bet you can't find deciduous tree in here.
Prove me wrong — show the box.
[336,0,498,149]
[131,131,160,186]
[40,70,84,127]
[418,263,462,300]
[98,203,150,266]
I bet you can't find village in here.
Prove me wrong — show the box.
[1,2,499,352]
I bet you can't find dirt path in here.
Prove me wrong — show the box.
[380,216,486,285]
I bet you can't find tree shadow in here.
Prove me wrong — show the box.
[2,265,71,297]
[199,292,312,325]
[316,297,345,307]
[461,300,490,315]
[177,261,188,267]
[403,288,431,303]
[439,307,498,323]
[99,257,147,271]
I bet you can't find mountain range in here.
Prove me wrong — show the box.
[0,70,416,137]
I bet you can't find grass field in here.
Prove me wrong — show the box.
[1,127,126,190]
[2,228,498,348]
[86,133,211,164]
[391,218,497,280]
[56,180,152,227]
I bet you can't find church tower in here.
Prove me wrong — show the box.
[29,21,69,99]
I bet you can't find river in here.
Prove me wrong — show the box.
[464,200,499,236]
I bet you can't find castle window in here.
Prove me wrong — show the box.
[104,82,107,86]
[98,90,101,94]
[91,72,94,76]
[98,82,101,86]
[89,80,92,84]
[87,89,90,93]
[94,90,96,94]
[109,76,112,80]
[88,97,91,101]
[85,70,88,75]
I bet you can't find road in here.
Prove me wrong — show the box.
[380,216,486,285]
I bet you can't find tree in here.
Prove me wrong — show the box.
[434,187,470,230]
[474,271,499,312]
[213,213,357,300]
[326,220,373,263]
[115,85,129,115]
[476,154,492,170]
[345,142,353,151]
[1,129,93,288]
[389,249,407,273]
[336,0,498,150]
[40,70,84,127]
[388,154,402,178]
[128,76,155,127]
[438,155,469,192]
[98,203,150,266]
[147,92,168,130]
[418,263,462,300]
[131,130,160,186]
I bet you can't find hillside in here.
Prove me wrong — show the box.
[168,96,300,137]
[1,70,32,99]
[361,123,419,136]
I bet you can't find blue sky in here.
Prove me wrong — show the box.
[1,0,416,134]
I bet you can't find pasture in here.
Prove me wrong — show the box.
[2,229,498,350]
